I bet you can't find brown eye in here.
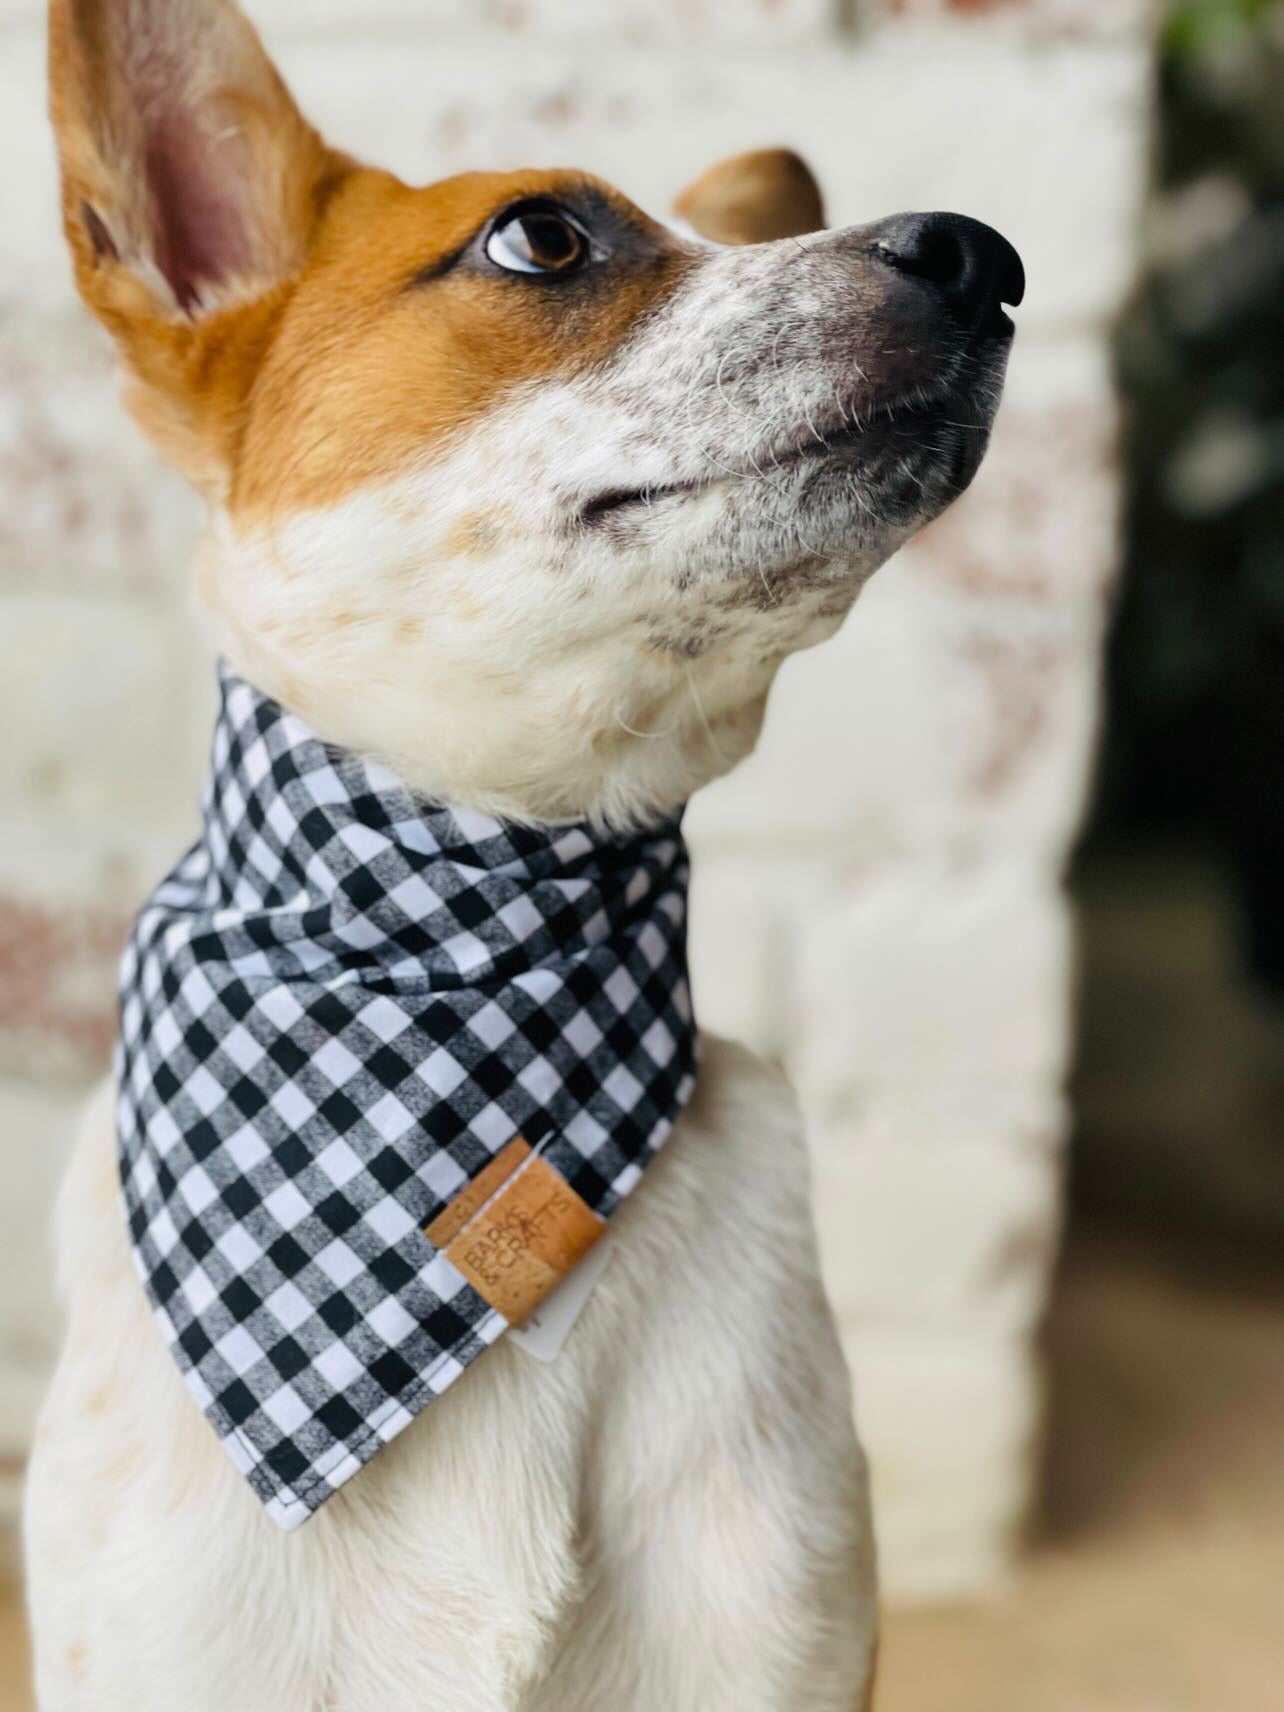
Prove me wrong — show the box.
[485,205,589,275]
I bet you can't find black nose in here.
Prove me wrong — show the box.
[868,212,1025,331]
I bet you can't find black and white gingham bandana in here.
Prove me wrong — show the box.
[116,665,695,1529]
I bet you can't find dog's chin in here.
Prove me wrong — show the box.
[580,386,1001,590]
[801,393,999,533]
[580,349,1009,571]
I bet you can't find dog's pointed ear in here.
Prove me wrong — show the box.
[48,0,351,489]
[673,149,826,246]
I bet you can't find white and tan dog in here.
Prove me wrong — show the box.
[25,2,1023,1707]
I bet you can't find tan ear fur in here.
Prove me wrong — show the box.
[48,0,351,493]
[673,148,826,246]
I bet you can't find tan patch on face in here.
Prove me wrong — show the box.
[387,493,427,526]
[229,168,696,521]
[440,506,514,560]
[83,1385,112,1418]
[394,615,422,644]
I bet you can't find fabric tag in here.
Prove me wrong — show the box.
[508,1237,614,1362]
[430,1142,606,1326]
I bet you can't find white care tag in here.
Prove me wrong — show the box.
[508,1235,613,1362]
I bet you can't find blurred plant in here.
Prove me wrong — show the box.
[1166,0,1278,58]
[1100,0,1284,993]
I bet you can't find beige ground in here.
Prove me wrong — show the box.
[879,1230,1284,1712]
[3,1226,1281,1712]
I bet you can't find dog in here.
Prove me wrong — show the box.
[24,2,1022,1707]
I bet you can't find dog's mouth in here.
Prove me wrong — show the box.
[579,381,994,527]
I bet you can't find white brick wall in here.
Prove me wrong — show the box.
[0,0,1154,1594]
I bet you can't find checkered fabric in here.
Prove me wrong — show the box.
[117,664,696,1530]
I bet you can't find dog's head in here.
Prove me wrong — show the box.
[50,0,1022,824]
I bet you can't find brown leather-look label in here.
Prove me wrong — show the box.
[435,1149,606,1328]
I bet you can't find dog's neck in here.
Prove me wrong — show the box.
[192,508,856,832]
[197,662,691,907]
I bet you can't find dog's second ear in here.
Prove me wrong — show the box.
[673,149,826,246]
[49,0,350,490]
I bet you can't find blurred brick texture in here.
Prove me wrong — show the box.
[0,0,1156,1596]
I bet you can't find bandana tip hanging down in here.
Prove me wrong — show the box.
[116,666,696,1529]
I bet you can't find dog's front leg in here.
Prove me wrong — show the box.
[523,1447,876,1712]
[518,1043,880,1712]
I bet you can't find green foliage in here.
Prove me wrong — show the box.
[1165,0,1279,60]
[1100,0,1284,923]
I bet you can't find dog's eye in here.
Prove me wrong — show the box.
[485,205,589,275]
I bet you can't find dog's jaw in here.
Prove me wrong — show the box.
[198,231,1012,828]
[195,488,792,831]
